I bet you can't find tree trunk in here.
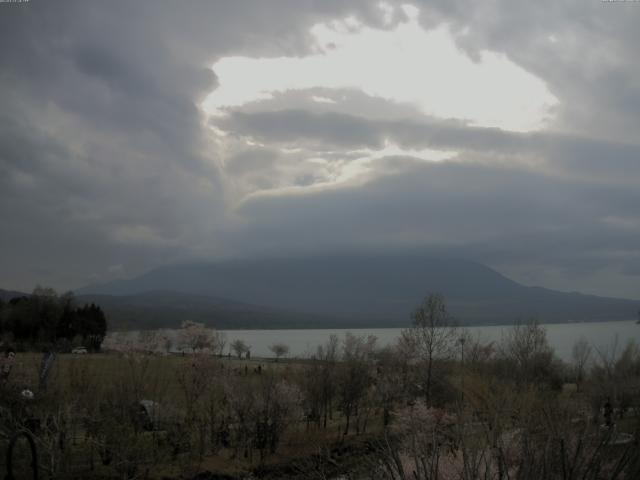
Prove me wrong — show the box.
[323,401,328,429]
[426,353,433,405]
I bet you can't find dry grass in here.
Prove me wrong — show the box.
[1,351,383,479]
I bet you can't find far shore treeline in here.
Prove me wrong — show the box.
[0,287,107,352]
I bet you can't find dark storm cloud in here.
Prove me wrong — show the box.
[1,1,639,299]
[230,157,640,297]
[0,0,385,290]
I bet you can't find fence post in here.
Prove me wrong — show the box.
[5,431,39,480]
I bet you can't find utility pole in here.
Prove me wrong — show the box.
[459,336,466,405]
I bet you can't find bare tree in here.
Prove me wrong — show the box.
[614,340,640,418]
[319,335,339,428]
[375,344,413,427]
[572,337,592,392]
[175,354,225,460]
[231,339,249,359]
[500,318,555,387]
[269,342,290,362]
[401,293,457,404]
[301,335,339,429]
[254,373,303,457]
[338,333,377,435]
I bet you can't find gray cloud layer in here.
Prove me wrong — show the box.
[1,1,639,299]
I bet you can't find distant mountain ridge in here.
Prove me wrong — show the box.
[0,287,338,330]
[0,288,28,302]
[76,290,349,330]
[77,254,639,327]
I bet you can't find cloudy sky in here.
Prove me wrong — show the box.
[1,1,639,299]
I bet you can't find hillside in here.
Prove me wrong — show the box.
[75,291,351,330]
[77,254,639,327]
[0,288,28,302]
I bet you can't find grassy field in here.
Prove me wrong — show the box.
[1,351,384,479]
[2,345,639,479]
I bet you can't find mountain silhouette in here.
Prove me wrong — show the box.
[77,254,638,327]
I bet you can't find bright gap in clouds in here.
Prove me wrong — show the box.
[202,6,558,133]
[240,141,457,201]
[335,142,457,183]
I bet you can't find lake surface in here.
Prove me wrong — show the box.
[107,320,640,362]
[222,321,640,361]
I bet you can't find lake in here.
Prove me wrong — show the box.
[107,320,640,362]
[222,321,639,361]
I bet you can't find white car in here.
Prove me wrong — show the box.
[71,347,88,355]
